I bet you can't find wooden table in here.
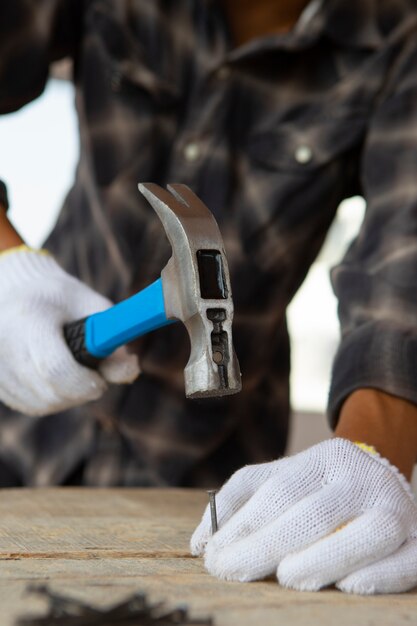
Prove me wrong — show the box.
[0,489,416,625]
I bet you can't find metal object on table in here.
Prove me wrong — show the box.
[16,585,213,626]
[207,490,218,535]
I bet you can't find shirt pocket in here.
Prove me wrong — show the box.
[86,2,180,108]
[246,113,367,174]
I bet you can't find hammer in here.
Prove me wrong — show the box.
[64,183,241,398]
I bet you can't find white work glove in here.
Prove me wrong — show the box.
[0,247,140,416]
[191,438,417,594]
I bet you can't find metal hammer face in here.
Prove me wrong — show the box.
[139,183,242,399]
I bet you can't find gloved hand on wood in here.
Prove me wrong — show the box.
[191,437,417,594]
[0,246,139,416]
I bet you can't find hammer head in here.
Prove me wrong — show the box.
[138,183,241,399]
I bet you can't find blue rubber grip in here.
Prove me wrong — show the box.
[84,278,175,359]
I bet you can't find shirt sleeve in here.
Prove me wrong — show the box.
[328,33,417,427]
[0,0,83,114]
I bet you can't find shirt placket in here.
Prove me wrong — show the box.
[167,3,324,205]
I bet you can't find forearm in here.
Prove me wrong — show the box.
[0,204,24,251]
[334,388,417,480]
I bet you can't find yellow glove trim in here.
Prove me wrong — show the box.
[0,244,50,259]
[354,441,378,456]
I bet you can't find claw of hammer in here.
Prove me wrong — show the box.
[64,183,242,399]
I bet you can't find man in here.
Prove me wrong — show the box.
[1,0,417,594]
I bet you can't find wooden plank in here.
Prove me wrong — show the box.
[0,489,416,626]
[0,488,203,559]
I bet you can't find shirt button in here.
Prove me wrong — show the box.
[184,142,201,162]
[295,145,313,164]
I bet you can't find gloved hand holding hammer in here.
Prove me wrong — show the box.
[0,245,140,416]
[0,183,241,416]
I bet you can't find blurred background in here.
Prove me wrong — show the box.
[3,68,413,485]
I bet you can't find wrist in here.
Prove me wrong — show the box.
[334,389,417,480]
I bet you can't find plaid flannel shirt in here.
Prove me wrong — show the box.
[1,0,417,487]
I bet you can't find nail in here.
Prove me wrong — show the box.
[207,490,218,534]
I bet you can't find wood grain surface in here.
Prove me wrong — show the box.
[0,488,416,626]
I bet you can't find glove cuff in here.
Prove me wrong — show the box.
[0,244,50,260]
[354,441,378,456]
[340,438,415,501]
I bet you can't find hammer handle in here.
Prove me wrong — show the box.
[64,278,174,368]
[64,317,101,369]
